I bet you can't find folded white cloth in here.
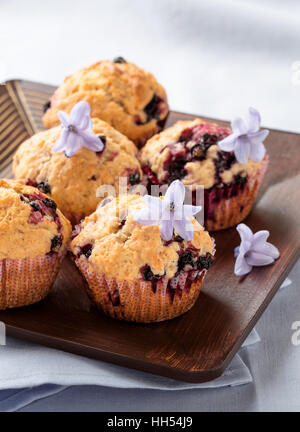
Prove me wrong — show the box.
[0,335,254,392]
[0,338,253,412]
[0,278,291,411]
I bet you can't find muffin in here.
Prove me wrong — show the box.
[70,193,215,323]
[140,118,268,231]
[13,118,142,225]
[42,58,169,147]
[0,179,71,310]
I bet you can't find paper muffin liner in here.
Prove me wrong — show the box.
[75,256,210,323]
[0,247,67,310]
[203,157,269,232]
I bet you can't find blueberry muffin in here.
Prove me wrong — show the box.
[42,58,169,147]
[0,179,71,309]
[13,118,142,225]
[140,119,268,231]
[70,194,215,323]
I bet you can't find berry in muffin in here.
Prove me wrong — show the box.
[70,182,215,323]
[42,59,169,147]
[0,179,71,309]
[140,109,268,231]
[13,102,143,225]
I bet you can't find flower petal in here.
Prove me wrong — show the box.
[237,223,253,244]
[80,115,91,130]
[248,129,269,145]
[252,242,280,259]
[78,130,104,151]
[69,101,91,125]
[247,107,261,133]
[234,245,240,258]
[182,204,202,217]
[245,251,275,266]
[249,141,266,162]
[57,111,70,128]
[234,253,252,276]
[240,240,252,256]
[234,136,251,164]
[218,133,237,152]
[64,133,83,157]
[159,218,174,241]
[231,117,247,134]
[164,180,185,207]
[52,129,69,153]
[251,230,269,248]
[143,195,163,220]
[174,217,194,241]
[134,207,160,226]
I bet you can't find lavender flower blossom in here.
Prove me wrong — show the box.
[52,101,104,157]
[218,107,269,164]
[134,180,201,241]
[234,223,280,276]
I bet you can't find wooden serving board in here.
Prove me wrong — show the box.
[0,80,299,383]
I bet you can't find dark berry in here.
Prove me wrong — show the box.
[88,175,97,181]
[142,265,157,281]
[224,153,236,170]
[42,197,57,211]
[179,128,193,142]
[20,194,29,203]
[143,94,162,123]
[141,265,162,294]
[43,100,51,113]
[167,280,177,303]
[26,179,38,187]
[190,134,218,161]
[134,115,143,125]
[113,57,126,64]
[233,174,247,186]
[167,158,187,182]
[142,166,160,186]
[96,135,106,157]
[178,251,194,272]
[79,243,93,259]
[38,181,51,194]
[203,133,217,143]
[20,193,61,230]
[163,235,184,247]
[214,151,236,179]
[29,201,40,212]
[109,289,121,306]
[120,217,127,227]
[174,235,184,243]
[197,254,213,270]
[51,235,62,253]
[98,135,106,145]
[190,143,206,160]
[128,172,140,186]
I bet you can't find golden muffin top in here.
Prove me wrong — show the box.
[70,194,214,282]
[43,59,169,147]
[13,118,142,224]
[140,118,265,189]
[0,179,71,260]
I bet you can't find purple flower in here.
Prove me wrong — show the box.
[52,101,104,157]
[234,223,280,276]
[218,107,269,164]
[134,180,201,241]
